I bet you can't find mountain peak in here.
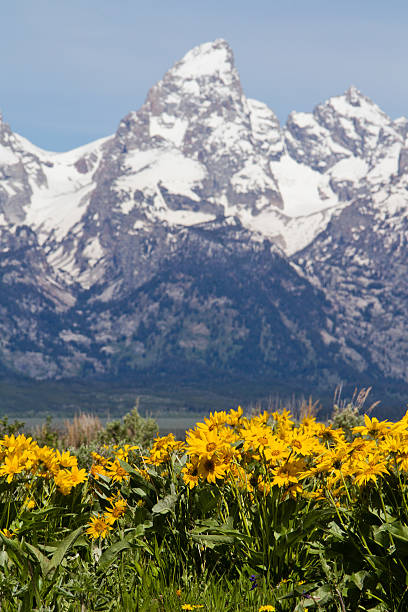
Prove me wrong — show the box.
[317,86,389,128]
[171,39,235,80]
[344,85,365,106]
[117,38,244,149]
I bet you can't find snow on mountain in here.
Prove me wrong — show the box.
[91,39,283,233]
[24,136,110,243]
[247,99,284,161]
[0,42,405,280]
[2,39,408,388]
[2,40,406,267]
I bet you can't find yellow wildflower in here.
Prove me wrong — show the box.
[354,454,389,486]
[35,446,58,475]
[316,424,345,446]
[106,460,130,483]
[23,499,35,510]
[55,450,77,468]
[196,411,228,432]
[282,483,303,500]
[271,460,305,487]
[1,434,32,453]
[288,430,319,457]
[145,433,182,465]
[186,428,226,460]
[86,514,113,539]
[105,497,127,522]
[114,444,139,461]
[69,465,87,486]
[90,464,108,479]
[182,461,200,489]
[263,438,289,463]
[226,405,243,426]
[0,454,24,483]
[353,414,390,438]
[198,455,227,483]
[91,451,109,466]
[54,470,73,495]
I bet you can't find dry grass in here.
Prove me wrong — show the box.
[64,412,103,447]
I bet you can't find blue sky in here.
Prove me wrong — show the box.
[2,0,407,151]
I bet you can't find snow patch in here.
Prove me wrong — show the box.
[231,159,277,194]
[173,40,232,79]
[60,331,91,345]
[329,92,389,126]
[156,209,216,226]
[330,157,368,181]
[118,149,206,202]
[270,154,337,217]
[83,237,104,265]
[291,112,315,129]
[0,144,19,165]
[23,137,109,242]
[149,115,188,148]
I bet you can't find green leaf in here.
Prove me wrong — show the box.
[92,475,112,499]
[326,520,345,539]
[305,583,333,605]
[27,506,62,517]
[25,542,51,577]
[46,526,83,577]
[152,493,177,515]
[195,488,218,514]
[98,539,132,572]
[191,533,235,548]
[382,521,408,542]
[131,487,147,498]
[0,530,25,562]
[351,570,370,590]
[191,522,252,549]
[193,518,219,529]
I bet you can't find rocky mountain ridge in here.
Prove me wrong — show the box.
[1,39,408,391]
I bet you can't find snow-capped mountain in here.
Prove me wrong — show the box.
[1,39,408,391]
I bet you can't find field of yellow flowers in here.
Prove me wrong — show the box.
[0,406,408,610]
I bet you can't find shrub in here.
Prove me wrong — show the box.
[96,399,158,448]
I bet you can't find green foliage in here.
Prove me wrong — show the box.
[330,402,364,440]
[329,385,372,440]
[0,415,25,437]
[69,440,105,469]
[2,402,408,610]
[97,400,158,448]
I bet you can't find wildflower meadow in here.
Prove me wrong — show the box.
[0,403,408,610]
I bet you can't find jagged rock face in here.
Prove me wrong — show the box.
[78,39,285,295]
[65,221,359,386]
[295,176,408,383]
[0,39,408,389]
[0,115,47,225]
[0,226,76,379]
[110,39,284,211]
[283,86,403,207]
[0,218,355,383]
